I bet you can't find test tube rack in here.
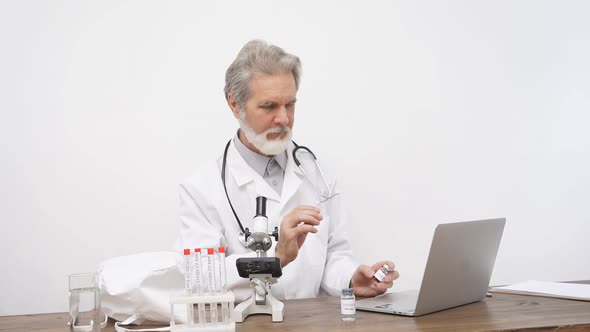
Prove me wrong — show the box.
[169,291,235,332]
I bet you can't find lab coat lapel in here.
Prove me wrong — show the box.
[227,141,281,202]
[280,143,303,213]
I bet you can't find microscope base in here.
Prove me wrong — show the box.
[232,293,284,322]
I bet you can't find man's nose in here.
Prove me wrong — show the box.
[274,106,290,126]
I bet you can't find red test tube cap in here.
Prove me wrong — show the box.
[183,249,190,255]
[207,248,214,255]
[194,248,201,253]
[219,247,225,254]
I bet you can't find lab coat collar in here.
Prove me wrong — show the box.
[279,142,303,210]
[226,140,280,202]
[226,140,303,204]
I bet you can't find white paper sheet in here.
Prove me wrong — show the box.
[490,280,590,301]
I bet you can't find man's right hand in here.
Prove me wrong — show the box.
[275,205,322,268]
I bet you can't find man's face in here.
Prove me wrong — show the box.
[229,71,297,155]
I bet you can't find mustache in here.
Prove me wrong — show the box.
[266,126,291,134]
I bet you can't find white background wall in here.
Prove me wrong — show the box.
[1,0,589,316]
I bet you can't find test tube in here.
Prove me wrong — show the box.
[214,250,221,293]
[207,248,218,324]
[193,248,205,325]
[218,247,227,292]
[183,249,192,294]
[218,247,229,323]
[183,249,194,327]
[206,248,215,293]
[193,248,202,294]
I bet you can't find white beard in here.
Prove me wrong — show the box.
[239,113,292,155]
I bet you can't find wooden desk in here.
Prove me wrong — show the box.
[2,290,590,331]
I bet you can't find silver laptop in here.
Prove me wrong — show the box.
[356,218,505,316]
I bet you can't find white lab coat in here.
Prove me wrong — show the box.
[177,140,358,302]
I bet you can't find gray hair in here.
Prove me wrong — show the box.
[224,40,301,109]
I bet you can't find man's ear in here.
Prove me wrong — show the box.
[227,93,241,119]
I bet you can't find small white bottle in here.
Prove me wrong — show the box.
[374,264,391,282]
[340,288,356,322]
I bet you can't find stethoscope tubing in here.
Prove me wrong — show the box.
[222,140,246,233]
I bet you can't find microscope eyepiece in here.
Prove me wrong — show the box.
[255,196,267,217]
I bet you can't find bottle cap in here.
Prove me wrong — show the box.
[342,288,354,296]
[383,264,391,272]
[183,249,190,255]
[219,247,225,254]
[207,248,215,255]
[194,248,201,253]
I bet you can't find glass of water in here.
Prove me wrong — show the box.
[69,273,101,332]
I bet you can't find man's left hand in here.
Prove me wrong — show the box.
[350,260,399,297]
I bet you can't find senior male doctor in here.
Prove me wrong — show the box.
[178,40,399,302]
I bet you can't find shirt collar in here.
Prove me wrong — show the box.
[233,131,288,177]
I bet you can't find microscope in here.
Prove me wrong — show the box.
[232,196,284,322]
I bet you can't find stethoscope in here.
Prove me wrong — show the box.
[221,139,335,234]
